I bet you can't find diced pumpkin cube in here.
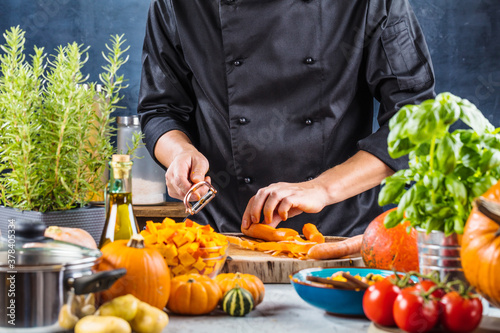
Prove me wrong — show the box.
[206,251,220,259]
[145,221,158,234]
[193,258,206,271]
[192,249,203,260]
[182,230,196,244]
[200,225,213,233]
[171,265,186,276]
[178,251,196,267]
[173,232,188,247]
[142,232,158,245]
[204,260,217,268]
[186,242,199,254]
[184,218,196,227]
[158,227,177,244]
[205,241,217,248]
[163,244,178,261]
[177,242,191,255]
[162,217,176,226]
[166,256,179,266]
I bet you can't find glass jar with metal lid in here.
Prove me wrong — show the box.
[116,115,166,205]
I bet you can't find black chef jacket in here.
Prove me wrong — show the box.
[137,0,435,236]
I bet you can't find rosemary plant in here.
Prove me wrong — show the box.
[0,26,133,212]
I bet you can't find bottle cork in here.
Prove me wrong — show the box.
[112,154,131,163]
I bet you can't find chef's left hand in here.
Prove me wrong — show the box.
[241,180,329,229]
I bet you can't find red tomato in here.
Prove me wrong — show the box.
[393,287,439,333]
[440,291,483,333]
[415,279,447,299]
[363,279,401,327]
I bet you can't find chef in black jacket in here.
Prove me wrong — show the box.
[137,0,435,236]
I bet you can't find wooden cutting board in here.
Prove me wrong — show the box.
[220,233,364,283]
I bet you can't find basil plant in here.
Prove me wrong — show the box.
[379,92,500,235]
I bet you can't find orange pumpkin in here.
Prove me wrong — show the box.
[96,234,171,309]
[45,226,97,249]
[167,274,222,315]
[215,272,265,307]
[461,181,500,308]
[361,208,419,272]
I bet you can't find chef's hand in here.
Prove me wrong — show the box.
[155,130,211,201]
[165,149,211,201]
[241,180,330,229]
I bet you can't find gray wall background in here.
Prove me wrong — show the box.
[1,0,499,125]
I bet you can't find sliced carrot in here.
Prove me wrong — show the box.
[302,223,325,243]
[241,223,298,242]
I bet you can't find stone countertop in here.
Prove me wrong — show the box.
[164,284,500,333]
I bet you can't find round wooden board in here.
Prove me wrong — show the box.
[220,233,365,283]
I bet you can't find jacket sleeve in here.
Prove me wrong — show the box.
[357,0,436,171]
[137,0,196,167]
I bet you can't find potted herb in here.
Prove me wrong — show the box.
[378,92,500,280]
[0,26,131,242]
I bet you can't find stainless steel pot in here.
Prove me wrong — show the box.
[0,220,125,331]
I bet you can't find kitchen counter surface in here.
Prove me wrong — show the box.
[164,284,500,333]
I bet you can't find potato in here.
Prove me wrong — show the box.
[130,301,169,333]
[58,304,79,330]
[74,315,131,333]
[97,294,139,321]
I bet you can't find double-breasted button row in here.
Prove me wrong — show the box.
[231,58,315,67]
[225,0,312,4]
[236,117,312,126]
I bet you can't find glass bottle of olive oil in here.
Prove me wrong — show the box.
[99,154,139,248]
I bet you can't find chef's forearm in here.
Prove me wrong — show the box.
[154,130,198,168]
[316,150,394,205]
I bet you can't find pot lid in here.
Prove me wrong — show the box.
[0,220,101,269]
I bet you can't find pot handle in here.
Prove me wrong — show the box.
[70,268,127,295]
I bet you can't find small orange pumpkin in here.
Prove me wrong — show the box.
[167,274,222,315]
[45,226,97,249]
[361,208,419,272]
[215,272,265,307]
[461,182,500,308]
[96,234,171,309]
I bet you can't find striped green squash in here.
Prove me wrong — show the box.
[222,286,254,317]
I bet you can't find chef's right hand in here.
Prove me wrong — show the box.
[165,148,211,201]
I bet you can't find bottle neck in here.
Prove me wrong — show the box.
[108,161,133,193]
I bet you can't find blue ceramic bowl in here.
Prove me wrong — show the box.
[290,267,397,316]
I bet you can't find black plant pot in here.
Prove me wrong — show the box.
[0,205,106,245]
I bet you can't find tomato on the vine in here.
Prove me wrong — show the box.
[362,279,401,327]
[393,286,439,333]
[440,291,483,333]
[415,279,446,299]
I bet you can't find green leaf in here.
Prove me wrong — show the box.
[436,135,456,174]
[458,98,494,135]
[444,176,467,205]
[398,184,416,212]
[459,145,481,169]
[384,209,403,228]
[378,175,407,206]
[426,217,444,234]
[453,217,464,235]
